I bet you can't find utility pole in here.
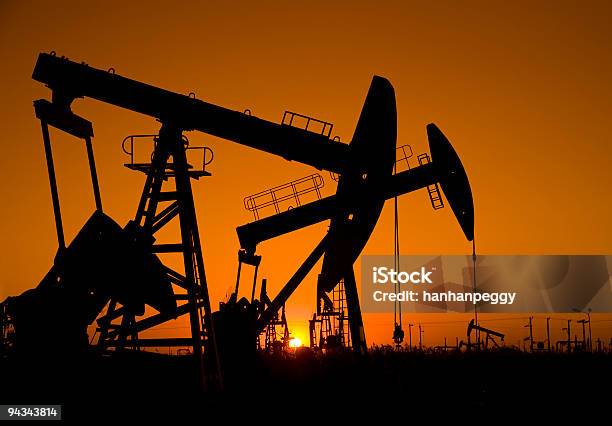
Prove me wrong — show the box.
[562,320,571,353]
[587,310,592,352]
[472,244,478,349]
[546,317,551,352]
[572,308,592,352]
[418,323,423,351]
[524,317,534,352]
[578,319,587,352]
[407,323,414,352]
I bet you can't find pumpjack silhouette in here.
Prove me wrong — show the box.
[0,52,474,388]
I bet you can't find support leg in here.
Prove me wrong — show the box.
[40,120,65,250]
[344,268,367,354]
[168,126,222,390]
[84,136,103,212]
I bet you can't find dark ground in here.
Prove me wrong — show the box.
[1,348,610,421]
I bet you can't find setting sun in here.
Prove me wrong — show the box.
[289,337,303,348]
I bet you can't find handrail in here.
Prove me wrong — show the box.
[121,134,159,164]
[186,146,214,172]
[244,173,325,220]
[282,111,333,138]
[395,144,413,171]
[122,134,213,171]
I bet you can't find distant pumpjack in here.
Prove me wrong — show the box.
[309,279,351,351]
[467,319,504,350]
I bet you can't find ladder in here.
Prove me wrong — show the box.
[314,279,351,350]
[417,153,445,210]
[96,126,220,386]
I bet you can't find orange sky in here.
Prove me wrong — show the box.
[1,0,611,348]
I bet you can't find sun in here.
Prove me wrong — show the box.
[289,337,303,348]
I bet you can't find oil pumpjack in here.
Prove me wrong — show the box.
[466,319,505,350]
[0,52,474,387]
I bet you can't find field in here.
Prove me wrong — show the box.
[2,348,610,419]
